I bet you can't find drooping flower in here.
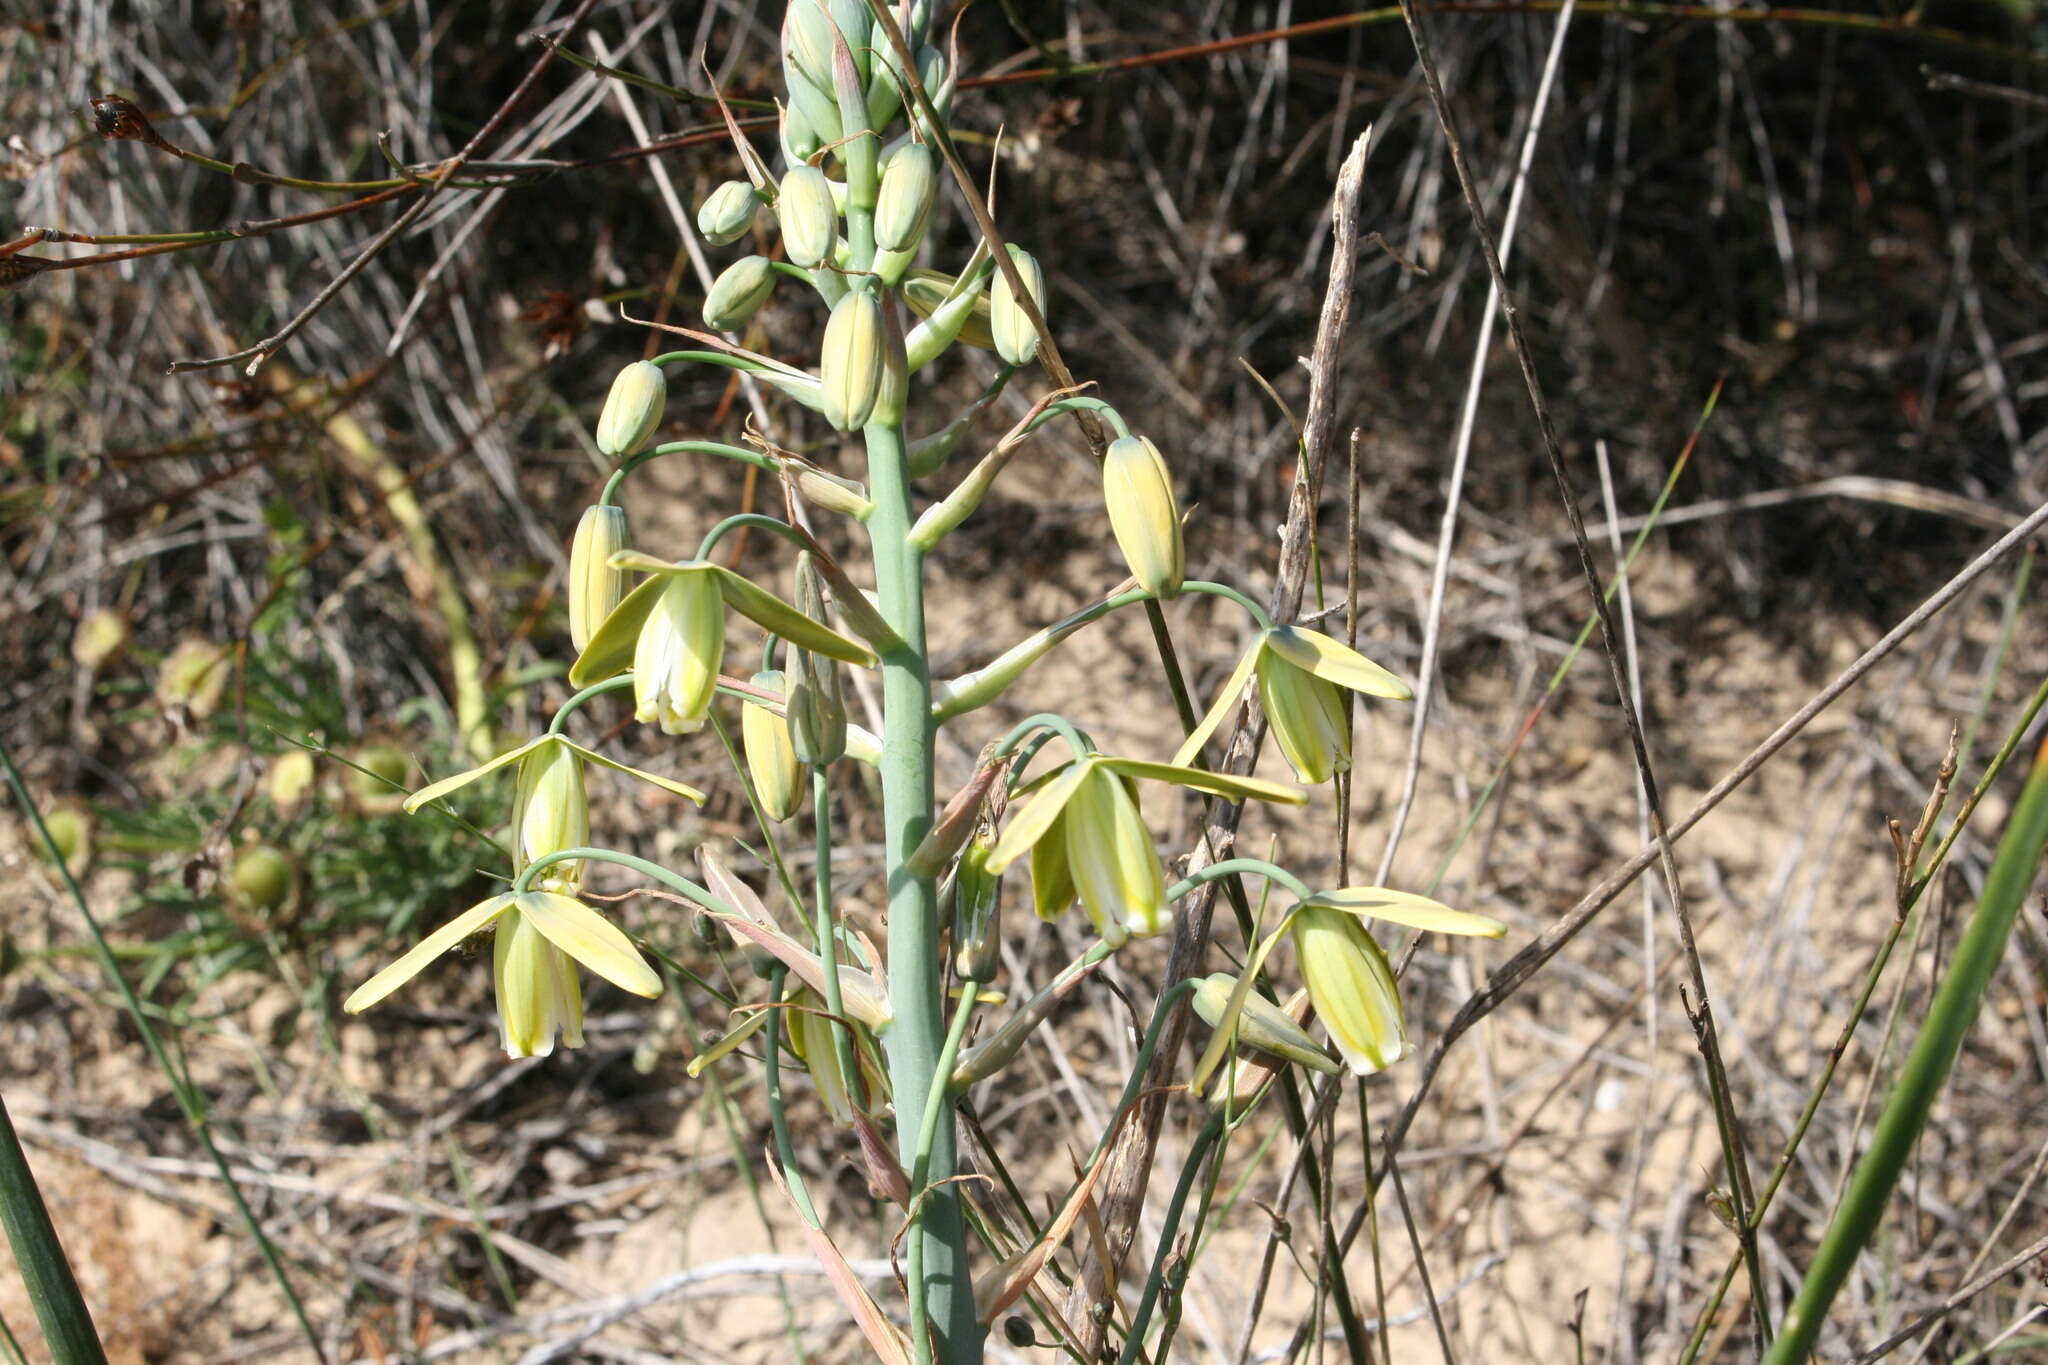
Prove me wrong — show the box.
[986,750,1302,944]
[344,890,662,1059]
[1101,435,1184,599]
[1289,886,1506,1076]
[1173,626,1413,785]
[570,552,877,738]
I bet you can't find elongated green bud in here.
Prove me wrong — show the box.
[743,670,805,822]
[702,255,778,331]
[696,179,761,245]
[567,505,629,653]
[990,243,1046,366]
[875,144,936,254]
[1191,973,1341,1076]
[778,164,838,269]
[1102,435,1184,598]
[787,556,847,764]
[596,360,666,457]
[951,825,1003,982]
[783,0,837,94]
[902,268,995,351]
[820,289,884,432]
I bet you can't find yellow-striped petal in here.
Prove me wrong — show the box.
[711,565,878,667]
[1168,643,1262,770]
[343,893,517,1013]
[558,739,708,805]
[515,891,662,998]
[1096,756,1304,807]
[569,573,669,687]
[402,738,543,814]
[1303,888,1507,939]
[1262,626,1412,700]
[1292,907,1412,1077]
[986,757,1096,875]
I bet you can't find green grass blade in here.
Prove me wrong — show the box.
[0,1093,108,1365]
[1765,727,2048,1362]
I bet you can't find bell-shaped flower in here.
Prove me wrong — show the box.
[344,890,663,1059]
[1101,435,1184,599]
[570,552,877,737]
[987,751,1302,944]
[404,733,705,889]
[1173,626,1413,784]
[1191,972,1340,1077]
[1290,887,1505,1076]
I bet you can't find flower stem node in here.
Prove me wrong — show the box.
[1102,435,1185,599]
[567,504,630,653]
[702,255,778,332]
[696,178,762,246]
[344,890,662,1059]
[595,360,667,458]
[989,244,1046,367]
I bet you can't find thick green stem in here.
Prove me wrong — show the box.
[863,418,979,1362]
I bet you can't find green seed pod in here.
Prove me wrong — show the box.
[875,144,936,254]
[1102,435,1185,599]
[778,164,838,269]
[702,255,778,332]
[990,244,1046,366]
[820,289,884,432]
[743,670,805,822]
[71,607,130,674]
[1258,653,1351,785]
[1190,973,1341,1076]
[696,179,761,245]
[595,360,666,457]
[786,557,847,765]
[902,268,996,352]
[951,824,1003,982]
[266,749,317,812]
[31,803,94,879]
[227,843,301,925]
[156,635,230,720]
[346,743,411,815]
[567,505,630,653]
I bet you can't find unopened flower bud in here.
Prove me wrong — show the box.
[820,289,884,432]
[787,557,847,764]
[568,505,629,652]
[778,164,838,269]
[875,144,936,254]
[743,670,805,822]
[1102,435,1184,598]
[951,825,1003,982]
[156,635,230,720]
[71,608,130,674]
[696,178,761,245]
[1191,973,1340,1077]
[990,244,1046,366]
[702,255,778,332]
[596,361,666,457]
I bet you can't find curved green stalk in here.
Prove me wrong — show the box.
[1763,734,2048,1363]
[1166,857,1316,904]
[696,512,812,563]
[601,439,777,504]
[547,675,636,734]
[1181,579,1274,630]
[515,846,734,912]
